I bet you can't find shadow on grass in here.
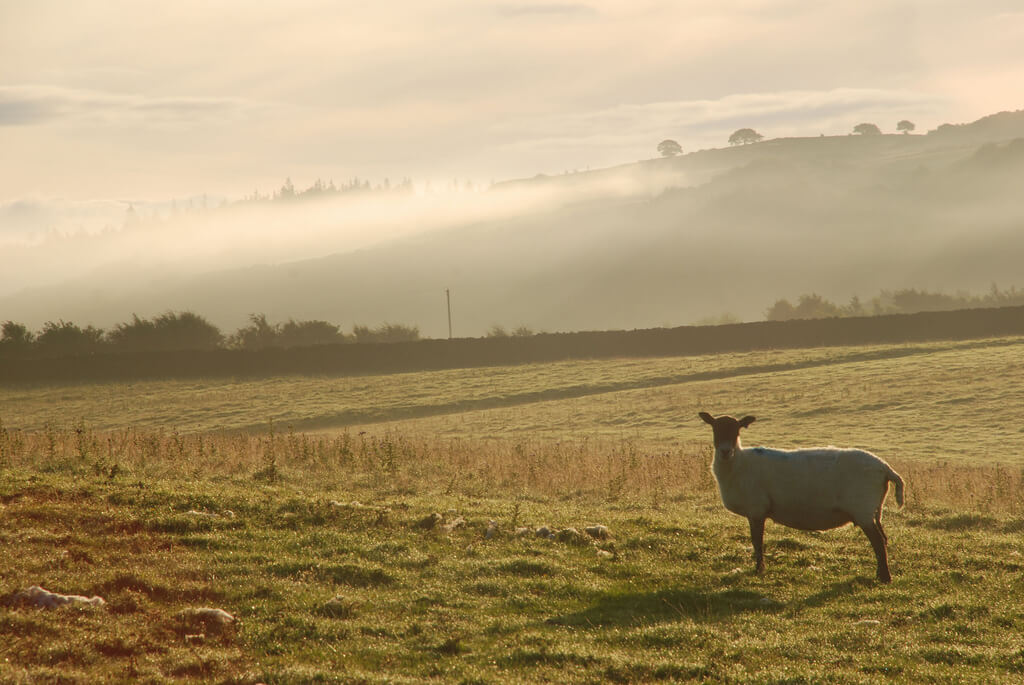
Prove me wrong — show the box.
[794,576,875,610]
[925,513,999,531]
[546,587,778,628]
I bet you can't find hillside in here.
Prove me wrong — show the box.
[2,110,1024,337]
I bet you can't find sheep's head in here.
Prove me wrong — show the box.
[699,412,755,460]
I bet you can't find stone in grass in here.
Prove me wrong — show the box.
[535,526,555,539]
[584,525,611,540]
[177,607,236,633]
[320,596,358,620]
[514,527,532,538]
[415,512,444,530]
[440,516,466,534]
[9,586,106,609]
[555,527,590,546]
[330,500,390,515]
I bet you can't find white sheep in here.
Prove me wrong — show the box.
[699,412,905,583]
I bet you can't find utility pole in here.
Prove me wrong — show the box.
[446,289,452,339]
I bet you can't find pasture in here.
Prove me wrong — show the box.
[3,336,1024,683]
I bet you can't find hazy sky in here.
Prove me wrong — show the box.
[2,0,1023,205]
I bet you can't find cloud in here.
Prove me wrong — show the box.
[0,85,258,127]
[496,3,597,17]
[2,1,1023,200]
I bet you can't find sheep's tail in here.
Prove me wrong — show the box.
[885,465,905,509]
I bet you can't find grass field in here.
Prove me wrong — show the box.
[3,336,1024,682]
[3,336,1023,463]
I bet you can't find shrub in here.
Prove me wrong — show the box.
[108,311,223,352]
[36,320,106,357]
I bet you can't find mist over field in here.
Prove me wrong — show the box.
[4,2,1024,338]
[2,111,1024,337]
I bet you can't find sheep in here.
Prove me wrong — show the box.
[698,412,905,583]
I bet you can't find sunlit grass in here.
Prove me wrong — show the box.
[4,336,1024,681]
[344,336,1024,466]
[3,430,1024,683]
[3,338,1023,464]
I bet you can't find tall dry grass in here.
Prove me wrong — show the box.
[3,421,1022,515]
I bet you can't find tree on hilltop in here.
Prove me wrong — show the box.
[728,128,764,145]
[897,120,915,134]
[657,139,682,157]
[853,122,882,135]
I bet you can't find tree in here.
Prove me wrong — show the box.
[765,294,842,321]
[277,319,348,347]
[278,177,295,200]
[896,120,915,134]
[151,311,222,350]
[728,128,764,145]
[36,320,105,357]
[765,299,796,321]
[657,139,682,158]
[352,323,420,344]
[107,314,157,351]
[0,321,35,356]
[486,324,535,338]
[108,311,222,351]
[853,122,882,135]
[229,314,280,350]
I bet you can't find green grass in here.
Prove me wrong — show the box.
[3,336,1024,681]
[338,336,1024,466]
[3,459,1024,683]
[3,337,1021,445]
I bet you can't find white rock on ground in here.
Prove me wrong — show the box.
[13,586,106,609]
[440,516,466,533]
[177,607,235,626]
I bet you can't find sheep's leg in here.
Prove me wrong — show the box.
[874,509,888,545]
[748,517,766,573]
[858,520,891,583]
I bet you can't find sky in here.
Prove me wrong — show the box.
[2,0,1024,218]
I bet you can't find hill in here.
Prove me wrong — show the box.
[2,110,1024,337]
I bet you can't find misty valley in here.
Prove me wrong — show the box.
[3,110,1024,339]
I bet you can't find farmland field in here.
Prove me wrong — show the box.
[3,336,1024,464]
[3,336,1024,683]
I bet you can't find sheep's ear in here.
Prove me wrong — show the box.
[698,412,715,425]
[739,415,756,428]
